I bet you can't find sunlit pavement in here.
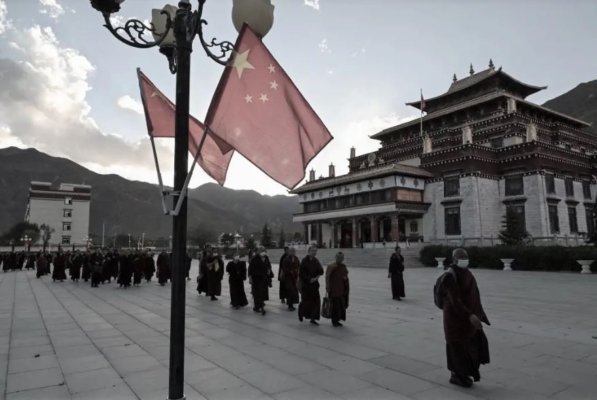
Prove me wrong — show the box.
[1,262,596,399]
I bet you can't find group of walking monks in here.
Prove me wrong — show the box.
[2,249,179,288]
[197,244,350,327]
[5,243,490,389]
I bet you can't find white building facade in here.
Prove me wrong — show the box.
[291,64,596,247]
[25,182,91,247]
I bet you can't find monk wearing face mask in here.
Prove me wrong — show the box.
[442,248,491,388]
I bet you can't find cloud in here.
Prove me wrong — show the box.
[351,47,366,57]
[308,113,418,179]
[40,0,65,19]
[0,25,175,180]
[0,0,11,35]
[304,0,320,10]
[117,95,144,115]
[318,39,331,54]
[327,70,334,75]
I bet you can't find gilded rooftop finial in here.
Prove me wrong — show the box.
[453,73,457,82]
[489,58,495,69]
[469,63,475,75]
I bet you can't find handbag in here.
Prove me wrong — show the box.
[321,293,331,319]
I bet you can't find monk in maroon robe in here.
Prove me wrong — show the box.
[298,246,324,325]
[325,252,349,327]
[442,248,490,388]
[281,247,300,311]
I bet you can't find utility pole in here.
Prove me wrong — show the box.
[102,222,105,248]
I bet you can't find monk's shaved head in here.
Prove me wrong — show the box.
[452,248,468,261]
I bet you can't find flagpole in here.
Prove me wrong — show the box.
[420,88,424,138]
[168,3,192,399]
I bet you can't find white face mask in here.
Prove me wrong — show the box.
[456,259,469,268]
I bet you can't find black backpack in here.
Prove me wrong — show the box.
[433,268,456,310]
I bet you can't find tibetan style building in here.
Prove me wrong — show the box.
[291,62,596,248]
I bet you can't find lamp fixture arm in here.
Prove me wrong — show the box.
[101,10,173,49]
[99,0,234,66]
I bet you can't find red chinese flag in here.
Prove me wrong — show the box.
[205,25,333,189]
[137,69,233,185]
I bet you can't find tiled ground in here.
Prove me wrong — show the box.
[1,263,596,399]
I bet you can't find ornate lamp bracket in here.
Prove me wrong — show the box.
[99,0,235,72]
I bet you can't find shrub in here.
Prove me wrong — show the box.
[419,245,597,272]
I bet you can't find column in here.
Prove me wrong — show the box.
[303,223,309,244]
[331,220,337,248]
[307,223,312,244]
[352,218,358,248]
[391,215,400,244]
[318,222,323,247]
[371,217,379,242]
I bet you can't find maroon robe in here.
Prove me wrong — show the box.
[443,265,490,381]
[298,255,324,321]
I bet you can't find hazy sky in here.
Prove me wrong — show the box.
[1,0,596,196]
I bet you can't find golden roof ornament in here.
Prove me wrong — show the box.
[469,63,475,76]
[453,73,457,82]
[489,58,495,69]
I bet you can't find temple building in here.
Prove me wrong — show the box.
[25,182,92,247]
[291,61,596,247]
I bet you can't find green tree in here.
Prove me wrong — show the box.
[39,223,54,252]
[499,207,530,245]
[293,231,302,243]
[220,233,234,248]
[189,225,216,249]
[260,223,273,249]
[278,226,286,248]
[246,235,256,250]
[1,222,41,246]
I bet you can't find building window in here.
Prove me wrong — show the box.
[581,147,586,154]
[63,223,71,231]
[565,178,574,197]
[410,220,419,233]
[545,175,555,195]
[507,205,526,231]
[490,137,503,148]
[445,206,461,235]
[505,175,524,196]
[568,207,578,233]
[61,236,71,245]
[548,205,559,234]
[444,177,460,197]
[63,209,72,218]
[565,143,572,151]
[583,181,591,200]
[65,197,73,205]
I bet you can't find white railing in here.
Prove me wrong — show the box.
[427,235,590,247]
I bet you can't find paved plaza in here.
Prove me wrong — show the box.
[1,263,596,400]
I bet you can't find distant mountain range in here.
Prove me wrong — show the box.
[0,147,301,239]
[1,79,595,239]
[542,79,597,133]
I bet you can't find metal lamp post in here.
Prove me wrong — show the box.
[88,1,274,399]
[9,239,15,253]
[85,237,93,250]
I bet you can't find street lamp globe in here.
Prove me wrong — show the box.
[90,0,126,14]
[151,4,179,48]
[232,0,275,39]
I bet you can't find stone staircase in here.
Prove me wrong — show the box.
[266,247,424,269]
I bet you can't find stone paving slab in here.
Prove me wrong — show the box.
[1,264,597,399]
